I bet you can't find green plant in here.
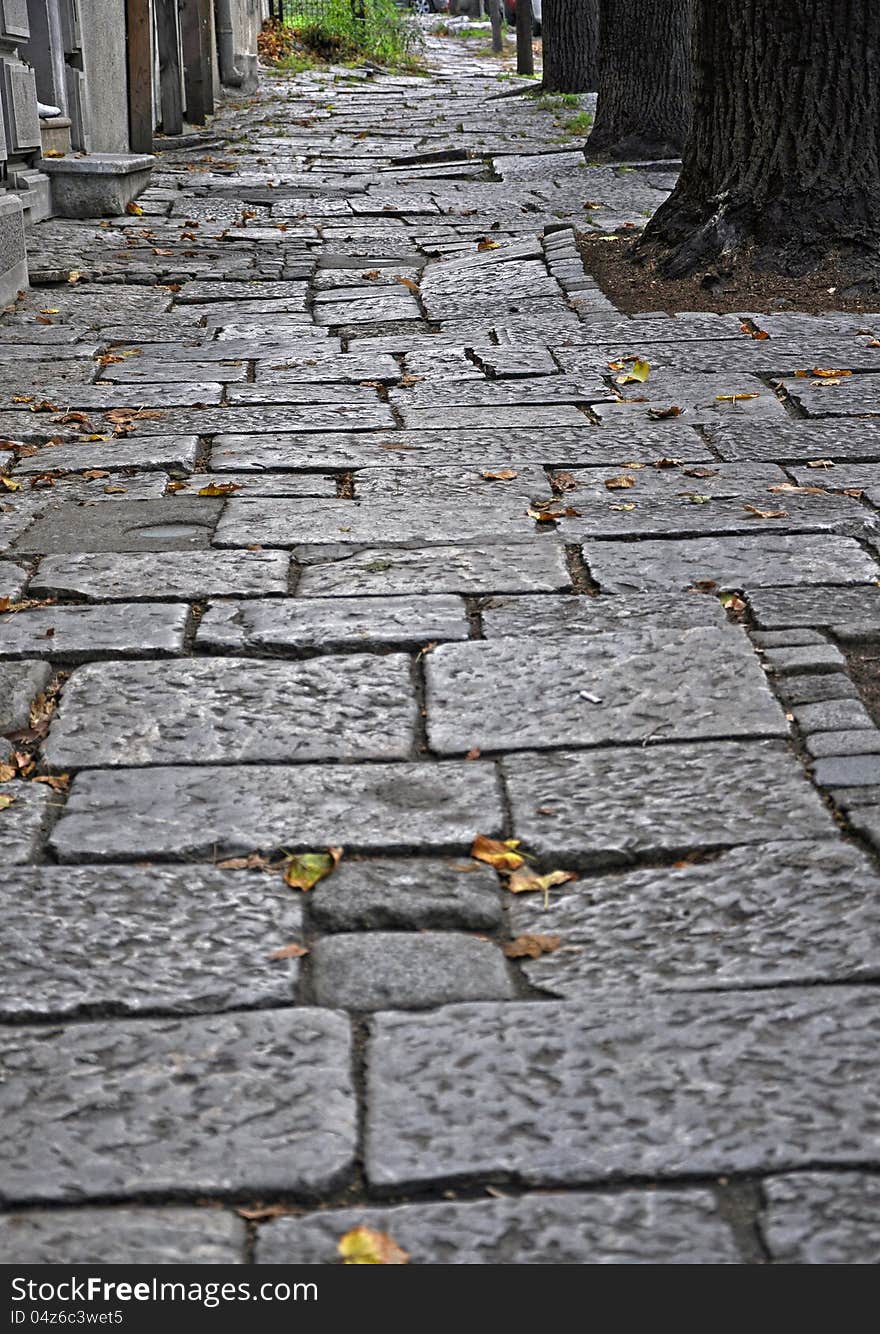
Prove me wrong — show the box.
[261,1,424,71]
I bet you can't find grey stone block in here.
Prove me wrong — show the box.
[309,858,502,932]
[255,1191,739,1264]
[44,655,417,767]
[812,754,880,788]
[365,989,880,1189]
[50,761,504,863]
[480,592,728,638]
[509,839,880,995]
[12,435,200,476]
[750,630,829,648]
[311,932,515,1010]
[31,551,290,600]
[0,1207,246,1264]
[0,603,188,661]
[12,498,223,554]
[426,626,786,754]
[502,740,834,864]
[805,730,880,759]
[0,780,53,863]
[762,1173,880,1264]
[0,660,51,731]
[196,595,469,653]
[0,1010,356,1204]
[0,560,26,601]
[0,865,304,1021]
[748,584,880,636]
[776,674,859,707]
[792,700,875,734]
[759,643,846,675]
[295,543,571,597]
[42,154,154,218]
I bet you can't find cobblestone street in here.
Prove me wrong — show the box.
[1,35,879,1263]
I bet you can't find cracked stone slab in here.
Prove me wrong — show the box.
[502,740,834,864]
[0,1207,246,1264]
[426,626,786,754]
[510,839,880,995]
[586,534,878,594]
[747,584,880,637]
[0,603,188,661]
[254,1190,739,1264]
[0,1009,356,1204]
[0,866,303,1021]
[196,595,468,652]
[480,593,728,638]
[365,989,880,1189]
[44,655,417,767]
[0,782,54,864]
[710,418,880,463]
[11,435,200,476]
[309,857,502,933]
[0,661,52,732]
[32,551,290,600]
[294,543,571,596]
[761,1173,880,1264]
[311,932,515,1010]
[49,760,504,862]
[12,498,224,554]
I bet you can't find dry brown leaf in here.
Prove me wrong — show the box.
[604,474,635,490]
[481,469,518,481]
[0,763,16,783]
[198,482,240,496]
[471,834,525,872]
[806,458,835,469]
[283,846,343,892]
[743,504,788,519]
[503,933,562,959]
[716,393,760,402]
[648,405,682,420]
[32,773,70,792]
[0,793,16,811]
[125,201,144,215]
[236,1204,290,1222]
[269,943,309,961]
[215,851,279,871]
[394,276,420,294]
[811,368,853,377]
[477,238,500,251]
[768,482,826,495]
[465,746,481,760]
[506,867,577,908]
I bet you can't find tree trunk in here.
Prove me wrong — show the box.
[637,0,880,288]
[542,0,598,93]
[587,0,691,160]
[489,0,503,53]
[516,0,534,76]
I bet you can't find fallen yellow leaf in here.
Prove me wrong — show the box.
[616,358,650,385]
[506,867,577,907]
[471,834,525,872]
[604,475,635,490]
[283,847,343,891]
[338,1226,409,1265]
[0,793,15,810]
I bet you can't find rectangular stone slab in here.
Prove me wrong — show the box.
[0,782,53,864]
[308,857,502,932]
[510,839,880,995]
[502,739,834,865]
[0,603,188,661]
[760,1173,880,1264]
[365,988,880,1188]
[747,584,880,636]
[12,435,200,476]
[294,543,571,596]
[44,655,417,767]
[31,551,290,600]
[0,1010,356,1203]
[0,866,303,1021]
[196,595,468,652]
[0,1207,246,1265]
[49,760,505,862]
[480,593,728,638]
[426,626,786,754]
[12,498,224,554]
[711,419,880,463]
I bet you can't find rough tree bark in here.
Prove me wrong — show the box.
[636,0,880,288]
[516,0,534,76]
[587,0,691,160]
[541,0,599,93]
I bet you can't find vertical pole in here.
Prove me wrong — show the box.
[156,0,184,134]
[489,0,503,53]
[516,0,533,75]
[125,0,154,152]
[180,0,206,123]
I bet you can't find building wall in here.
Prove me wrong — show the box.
[78,0,129,151]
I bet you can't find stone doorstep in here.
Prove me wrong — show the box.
[41,154,155,219]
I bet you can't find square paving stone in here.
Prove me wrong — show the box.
[0,1207,246,1265]
[11,435,200,476]
[510,839,880,995]
[0,1009,356,1204]
[12,498,224,554]
[0,661,52,731]
[49,760,504,863]
[44,655,417,768]
[31,551,290,601]
[308,858,502,933]
[761,1173,880,1264]
[426,626,786,754]
[365,988,880,1189]
[0,603,188,661]
[0,866,304,1021]
[747,585,880,637]
[254,1190,739,1264]
[311,932,515,1010]
[295,543,571,596]
[0,781,54,863]
[480,593,728,637]
[710,419,880,463]
[586,535,878,594]
[196,595,468,653]
[502,739,834,865]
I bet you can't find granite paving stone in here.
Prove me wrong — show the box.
[0,603,188,661]
[759,643,847,675]
[11,435,200,476]
[811,754,880,787]
[196,594,468,652]
[254,1191,740,1264]
[0,1207,247,1265]
[791,700,876,733]
[365,989,880,1188]
[804,730,880,759]
[295,542,571,596]
[31,551,290,600]
[509,839,880,995]
[710,419,880,463]
[761,1174,880,1264]
[0,561,27,601]
[0,1010,356,1203]
[311,932,515,1010]
[747,584,880,636]
[1,866,304,1020]
[308,857,502,932]
[479,592,728,638]
[12,498,224,554]
[0,661,52,732]
[0,782,55,864]
[44,655,417,767]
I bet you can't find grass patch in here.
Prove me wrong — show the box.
[259,2,424,72]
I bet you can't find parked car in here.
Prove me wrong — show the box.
[501,0,542,36]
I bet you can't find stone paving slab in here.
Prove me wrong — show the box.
[0,1207,246,1265]
[501,740,834,864]
[427,627,786,754]
[761,1173,880,1264]
[12,498,224,554]
[196,594,468,652]
[479,592,728,638]
[0,660,52,731]
[311,932,515,1010]
[0,1010,356,1204]
[0,603,189,661]
[710,418,880,463]
[0,561,27,601]
[294,542,571,596]
[747,584,880,636]
[254,1190,740,1264]
[1,866,303,1020]
[0,782,55,864]
[11,435,200,476]
[779,374,880,417]
[49,760,504,862]
[308,857,501,933]
[510,839,880,995]
[31,551,290,600]
[365,989,880,1189]
[44,655,417,767]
